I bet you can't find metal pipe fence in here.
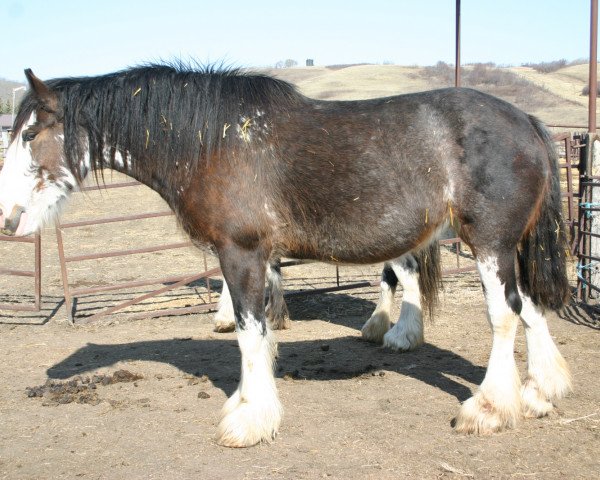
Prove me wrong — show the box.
[0,233,41,312]
[55,180,219,324]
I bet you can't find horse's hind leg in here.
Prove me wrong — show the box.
[214,278,236,332]
[383,255,425,350]
[519,292,572,418]
[454,252,522,434]
[361,262,399,343]
[361,255,424,350]
[215,245,282,447]
[265,260,291,330]
[214,260,290,333]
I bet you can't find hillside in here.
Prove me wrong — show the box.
[264,64,431,99]
[509,64,589,108]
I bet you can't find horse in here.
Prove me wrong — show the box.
[214,259,291,332]
[215,246,442,356]
[0,63,572,448]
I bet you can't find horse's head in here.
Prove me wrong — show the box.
[0,69,80,236]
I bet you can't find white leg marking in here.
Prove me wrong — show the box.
[383,259,424,351]
[519,291,572,418]
[455,257,521,434]
[361,277,394,343]
[265,264,291,330]
[213,280,236,333]
[217,317,282,447]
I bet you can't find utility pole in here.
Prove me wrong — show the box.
[11,86,26,125]
[455,0,461,87]
[588,0,599,299]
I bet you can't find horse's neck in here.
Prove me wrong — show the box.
[101,147,178,208]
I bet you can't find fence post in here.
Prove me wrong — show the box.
[55,226,74,323]
[590,135,600,299]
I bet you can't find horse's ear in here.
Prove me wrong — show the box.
[24,68,59,114]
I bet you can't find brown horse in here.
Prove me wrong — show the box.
[215,245,441,353]
[0,63,571,447]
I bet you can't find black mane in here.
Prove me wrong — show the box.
[15,62,302,182]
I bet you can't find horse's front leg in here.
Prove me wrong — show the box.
[215,244,282,448]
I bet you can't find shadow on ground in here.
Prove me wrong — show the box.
[0,296,64,325]
[559,301,600,330]
[47,335,484,403]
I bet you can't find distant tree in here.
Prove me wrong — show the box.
[274,59,298,69]
[0,99,11,114]
[522,59,567,74]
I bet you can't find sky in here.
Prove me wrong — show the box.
[2,0,596,83]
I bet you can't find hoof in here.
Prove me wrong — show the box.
[266,298,291,330]
[521,377,564,418]
[454,392,520,434]
[213,319,235,333]
[268,314,292,331]
[382,325,423,351]
[361,312,391,344]
[216,396,282,448]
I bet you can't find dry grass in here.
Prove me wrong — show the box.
[264,65,432,100]
[509,66,588,108]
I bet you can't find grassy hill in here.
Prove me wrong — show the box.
[509,64,589,108]
[264,64,431,99]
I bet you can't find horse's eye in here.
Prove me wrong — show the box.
[40,104,54,114]
[22,130,37,142]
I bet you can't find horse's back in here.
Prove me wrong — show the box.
[265,87,547,262]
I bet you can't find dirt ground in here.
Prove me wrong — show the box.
[0,175,599,480]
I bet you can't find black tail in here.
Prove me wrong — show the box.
[517,116,571,311]
[415,240,442,319]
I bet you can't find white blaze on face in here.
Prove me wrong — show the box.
[0,113,38,235]
[20,163,77,236]
[0,112,77,236]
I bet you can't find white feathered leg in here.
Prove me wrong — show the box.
[215,247,283,447]
[361,263,396,343]
[519,291,572,418]
[383,256,424,351]
[217,316,282,447]
[454,256,522,434]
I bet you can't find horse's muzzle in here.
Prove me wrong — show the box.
[0,205,27,236]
